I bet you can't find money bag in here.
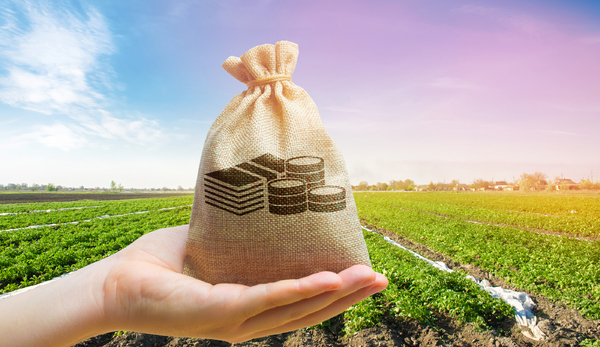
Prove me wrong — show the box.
[183,41,371,286]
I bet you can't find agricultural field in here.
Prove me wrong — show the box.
[1,192,599,346]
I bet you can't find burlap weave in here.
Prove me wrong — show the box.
[183,41,371,286]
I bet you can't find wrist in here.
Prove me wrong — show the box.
[0,255,117,346]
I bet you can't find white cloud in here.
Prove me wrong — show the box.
[10,122,88,150]
[0,2,113,114]
[0,1,163,150]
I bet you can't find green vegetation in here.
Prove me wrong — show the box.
[355,192,600,320]
[342,231,514,335]
[354,192,600,238]
[4,192,598,341]
[0,201,191,294]
[0,196,193,230]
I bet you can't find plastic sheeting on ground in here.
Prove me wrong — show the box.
[361,225,546,341]
[0,205,192,233]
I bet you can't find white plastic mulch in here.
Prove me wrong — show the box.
[361,225,546,341]
[0,205,192,233]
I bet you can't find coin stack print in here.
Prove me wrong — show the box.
[308,186,346,213]
[267,178,308,215]
[205,153,347,216]
[285,156,325,190]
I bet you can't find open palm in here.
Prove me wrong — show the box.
[99,225,387,343]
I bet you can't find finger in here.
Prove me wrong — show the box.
[241,273,387,340]
[236,270,343,319]
[237,266,378,334]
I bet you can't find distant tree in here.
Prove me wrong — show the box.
[579,179,600,190]
[450,179,460,191]
[110,180,117,191]
[177,185,184,191]
[356,181,369,191]
[470,179,490,190]
[162,186,170,192]
[427,181,435,191]
[118,184,124,192]
[518,172,547,191]
[46,183,57,191]
[30,183,41,191]
[376,182,388,191]
[79,186,85,191]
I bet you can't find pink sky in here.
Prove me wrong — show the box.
[1,0,599,188]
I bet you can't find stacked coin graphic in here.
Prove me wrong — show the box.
[204,153,346,216]
[267,178,307,215]
[204,167,265,215]
[285,156,325,190]
[308,186,346,213]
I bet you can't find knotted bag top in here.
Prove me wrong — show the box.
[221,41,298,88]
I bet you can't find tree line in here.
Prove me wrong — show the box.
[0,182,195,192]
[352,179,416,191]
[350,172,599,192]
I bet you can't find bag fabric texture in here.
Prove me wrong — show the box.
[183,41,371,286]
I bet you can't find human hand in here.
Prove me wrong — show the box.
[0,224,386,346]
[99,225,387,343]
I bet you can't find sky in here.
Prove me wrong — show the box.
[1,0,600,188]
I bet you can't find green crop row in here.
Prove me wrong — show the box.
[0,195,137,213]
[0,196,194,230]
[354,193,600,238]
[356,198,600,320]
[0,205,192,294]
[341,231,514,335]
[363,192,600,217]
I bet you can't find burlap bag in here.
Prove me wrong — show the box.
[183,41,371,286]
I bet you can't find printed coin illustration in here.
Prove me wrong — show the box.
[307,179,325,190]
[286,170,325,182]
[308,200,346,213]
[269,201,308,215]
[268,178,306,196]
[268,191,307,205]
[308,186,346,203]
[285,156,324,173]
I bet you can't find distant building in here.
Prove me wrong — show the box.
[493,181,509,191]
[555,179,578,190]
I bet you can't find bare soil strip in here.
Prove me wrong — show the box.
[390,205,600,242]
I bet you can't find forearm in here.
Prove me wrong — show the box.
[0,259,113,347]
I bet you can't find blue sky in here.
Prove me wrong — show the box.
[2,0,600,188]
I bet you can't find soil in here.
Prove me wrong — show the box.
[0,192,193,204]
[71,223,599,347]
